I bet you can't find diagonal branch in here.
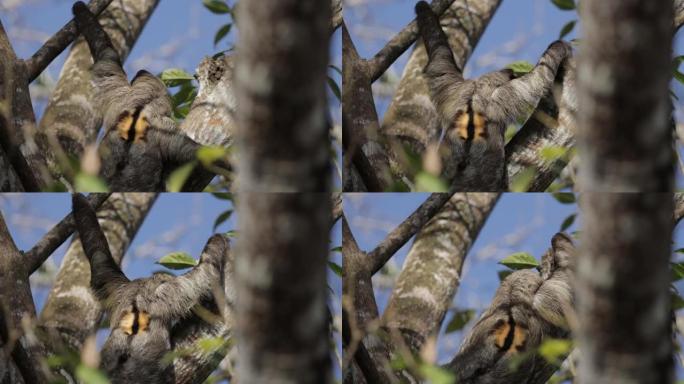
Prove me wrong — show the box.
[25,193,110,275]
[368,191,455,274]
[25,0,114,82]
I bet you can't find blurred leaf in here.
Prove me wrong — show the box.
[504,125,518,144]
[203,0,231,14]
[328,76,341,101]
[225,229,237,237]
[198,336,231,352]
[675,248,684,254]
[171,82,197,107]
[330,246,342,253]
[445,309,475,333]
[551,0,576,10]
[418,363,456,384]
[559,20,576,39]
[539,146,568,163]
[415,172,448,192]
[552,192,576,204]
[507,60,534,75]
[214,23,232,46]
[672,262,684,282]
[74,173,109,192]
[510,167,536,192]
[197,146,227,167]
[328,261,342,277]
[213,210,233,231]
[675,70,684,86]
[560,213,576,232]
[160,68,194,87]
[76,365,110,384]
[674,292,684,310]
[499,252,539,270]
[157,252,197,270]
[538,338,572,364]
[166,162,196,192]
[212,192,233,201]
[329,64,342,75]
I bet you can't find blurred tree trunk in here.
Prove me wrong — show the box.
[234,0,332,383]
[577,0,675,382]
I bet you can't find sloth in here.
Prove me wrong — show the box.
[72,2,225,191]
[415,1,573,191]
[72,193,231,383]
[446,232,576,384]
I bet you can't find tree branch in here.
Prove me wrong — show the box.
[25,193,110,275]
[368,191,454,274]
[24,0,114,82]
[382,193,500,353]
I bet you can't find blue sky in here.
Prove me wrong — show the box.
[344,192,684,372]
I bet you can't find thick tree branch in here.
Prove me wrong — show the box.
[342,216,395,384]
[382,193,500,353]
[25,0,113,82]
[25,193,110,275]
[368,192,454,274]
[0,212,51,383]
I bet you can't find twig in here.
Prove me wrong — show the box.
[26,193,110,275]
[25,0,114,82]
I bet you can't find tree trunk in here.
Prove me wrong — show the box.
[577,1,675,382]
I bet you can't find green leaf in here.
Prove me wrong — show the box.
[328,261,342,277]
[197,146,228,167]
[329,65,342,75]
[171,82,197,107]
[415,172,448,192]
[675,248,684,254]
[559,213,576,232]
[197,336,230,352]
[214,23,232,46]
[538,338,572,364]
[507,60,534,75]
[509,167,536,192]
[552,192,576,204]
[673,291,684,310]
[499,252,539,270]
[330,246,342,253]
[166,162,196,192]
[213,209,233,231]
[418,363,456,384]
[445,309,475,333]
[74,173,109,192]
[675,70,684,86]
[202,0,231,14]
[76,365,110,384]
[327,76,341,101]
[157,252,197,270]
[225,229,237,237]
[550,0,576,10]
[160,68,195,87]
[559,20,576,39]
[672,262,684,282]
[212,192,233,201]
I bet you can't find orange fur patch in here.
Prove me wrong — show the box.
[134,114,149,143]
[119,311,135,335]
[454,112,469,141]
[493,322,511,349]
[473,112,488,140]
[117,112,133,141]
[119,310,150,335]
[493,322,527,352]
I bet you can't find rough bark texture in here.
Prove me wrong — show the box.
[382,193,500,353]
[0,213,50,383]
[577,194,674,383]
[0,21,48,191]
[35,0,159,182]
[343,217,394,384]
[380,0,501,177]
[236,194,331,384]
[235,0,331,192]
[577,0,674,192]
[38,194,157,353]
